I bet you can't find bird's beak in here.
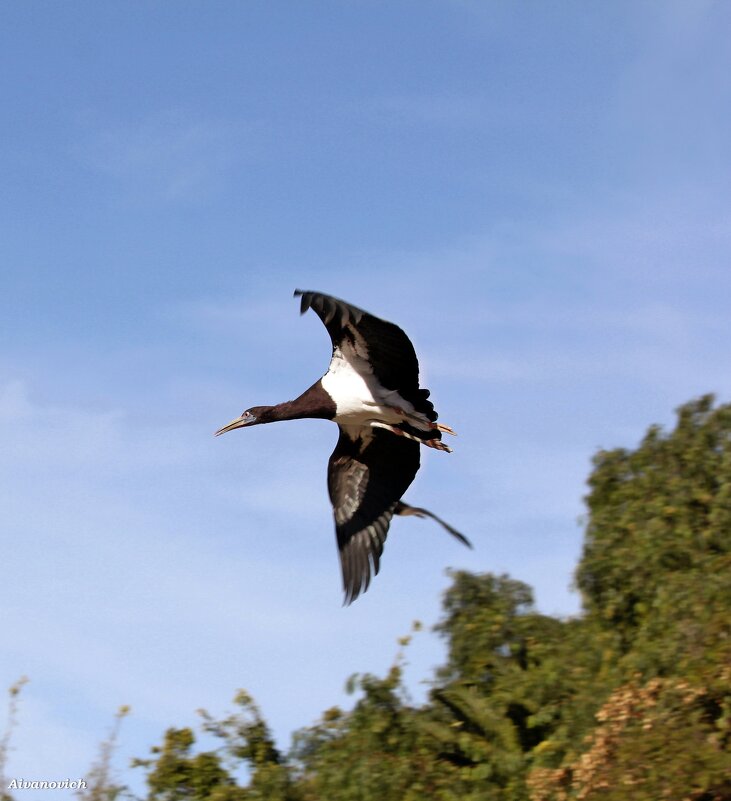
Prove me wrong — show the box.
[214,413,256,436]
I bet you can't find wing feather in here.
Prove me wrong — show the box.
[394,502,473,549]
[295,289,437,422]
[328,427,420,604]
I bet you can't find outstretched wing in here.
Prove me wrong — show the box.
[295,289,437,422]
[328,426,421,604]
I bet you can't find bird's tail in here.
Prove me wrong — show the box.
[394,502,472,548]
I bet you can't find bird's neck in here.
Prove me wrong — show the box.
[272,381,336,422]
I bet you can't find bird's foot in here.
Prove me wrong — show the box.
[374,421,453,451]
[425,439,453,453]
[387,405,456,436]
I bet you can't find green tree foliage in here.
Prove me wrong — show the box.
[434,572,546,684]
[577,395,731,652]
[529,673,731,801]
[133,395,731,801]
[291,662,433,801]
[0,677,28,801]
[427,573,576,797]
[132,727,243,801]
[199,690,298,801]
[535,395,731,800]
[133,691,299,801]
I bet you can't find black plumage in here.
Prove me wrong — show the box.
[216,290,471,604]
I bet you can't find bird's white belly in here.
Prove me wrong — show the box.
[321,355,404,426]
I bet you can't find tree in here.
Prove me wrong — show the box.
[134,395,731,801]
[291,650,442,801]
[427,572,618,799]
[577,395,731,649]
[199,690,298,801]
[534,395,731,800]
[133,692,299,801]
[78,705,130,801]
[0,677,28,801]
[132,727,244,801]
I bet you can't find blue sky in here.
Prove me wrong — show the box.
[1,1,730,793]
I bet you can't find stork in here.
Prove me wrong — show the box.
[216,290,471,604]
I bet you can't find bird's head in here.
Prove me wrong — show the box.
[214,406,273,436]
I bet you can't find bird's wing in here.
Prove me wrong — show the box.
[295,289,436,421]
[394,501,473,549]
[328,426,421,604]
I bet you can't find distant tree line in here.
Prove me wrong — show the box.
[5,396,730,800]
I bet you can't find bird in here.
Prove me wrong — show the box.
[216,290,471,604]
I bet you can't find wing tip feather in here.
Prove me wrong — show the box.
[293,289,366,328]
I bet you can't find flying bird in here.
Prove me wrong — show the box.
[216,290,471,604]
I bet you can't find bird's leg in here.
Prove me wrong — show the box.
[386,405,457,436]
[370,421,453,452]
[424,438,453,453]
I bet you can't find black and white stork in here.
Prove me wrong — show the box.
[216,290,471,604]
